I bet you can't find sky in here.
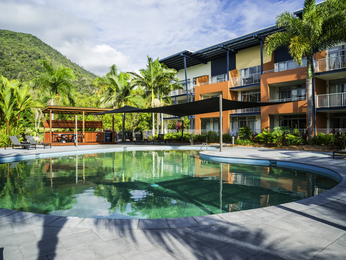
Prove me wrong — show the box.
[0,0,316,76]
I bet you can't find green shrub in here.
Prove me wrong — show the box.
[235,139,254,145]
[223,134,231,142]
[238,126,251,140]
[207,131,219,143]
[313,133,334,146]
[255,128,272,143]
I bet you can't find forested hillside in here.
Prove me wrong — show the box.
[0,29,97,94]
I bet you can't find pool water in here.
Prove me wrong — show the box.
[0,150,338,219]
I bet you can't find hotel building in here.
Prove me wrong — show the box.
[159,15,346,135]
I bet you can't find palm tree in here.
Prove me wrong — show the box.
[94,65,141,142]
[264,0,346,144]
[33,60,76,106]
[130,56,181,136]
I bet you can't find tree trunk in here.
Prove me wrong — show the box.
[157,113,160,134]
[122,113,125,142]
[307,56,313,145]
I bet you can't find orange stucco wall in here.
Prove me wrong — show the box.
[194,81,231,132]
[315,78,327,95]
[260,67,307,129]
[263,53,274,72]
[196,75,209,85]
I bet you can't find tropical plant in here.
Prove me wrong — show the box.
[33,60,76,106]
[94,65,142,140]
[264,0,346,145]
[129,56,182,136]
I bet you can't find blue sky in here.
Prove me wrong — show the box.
[0,0,318,75]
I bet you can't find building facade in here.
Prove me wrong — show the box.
[160,21,346,135]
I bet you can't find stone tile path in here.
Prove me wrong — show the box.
[0,145,346,259]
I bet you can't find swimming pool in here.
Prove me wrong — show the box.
[0,150,338,219]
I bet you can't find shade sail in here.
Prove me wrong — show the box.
[93,105,140,115]
[92,97,285,117]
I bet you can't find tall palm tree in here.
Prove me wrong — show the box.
[264,0,346,144]
[94,65,141,141]
[130,56,181,136]
[33,60,76,106]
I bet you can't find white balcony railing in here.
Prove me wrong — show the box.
[230,73,261,88]
[269,96,306,103]
[232,107,261,114]
[315,55,346,73]
[210,73,228,84]
[316,93,346,108]
[263,58,307,74]
[170,87,195,96]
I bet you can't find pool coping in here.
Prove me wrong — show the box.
[1,145,345,231]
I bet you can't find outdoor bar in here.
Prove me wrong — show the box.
[41,106,116,145]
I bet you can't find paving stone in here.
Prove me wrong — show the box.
[138,219,169,229]
[0,230,36,247]
[196,240,252,260]
[0,208,17,218]
[334,233,346,246]
[107,219,139,231]
[193,215,228,226]
[90,226,121,240]
[209,223,253,238]
[313,241,346,259]
[20,237,66,259]
[59,230,103,250]
[1,211,37,223]
[152,228,194,238]
[47,217,84,228]
[218,211,254,223]
[241,208,276,219]
[284,230,337,248]
[75,217,110,229]
[47,245,98,260]
[11,222,42,233]
[2,245,24,260]
[31,226,74,241]
[167,217,199,228]
[0,223,13,235]
[157,235,206,259]
[303,221,346,240]
[183,228,231,247]
[121,246,177,260]
[88,238,136,258]
[121,230,163,248]
[265,217,308,233]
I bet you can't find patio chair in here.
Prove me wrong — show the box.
[332,150,346,159]
[135,134,143,144]
[9,136,35,150]
[26,135,51,149]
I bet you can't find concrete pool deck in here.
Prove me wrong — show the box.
[0,144,346,260]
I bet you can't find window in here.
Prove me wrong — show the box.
[240,65,261,86]
[231,116,256,132]
[279,85,306,101]
[279,115,306,129]
[329,79,346,93]
[241,90,261,102]
[330,113,346,129]
[201,118,220,132]
[179,79,191,89]
[327,44,346,70]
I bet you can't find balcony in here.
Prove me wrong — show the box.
[263,58,307,74]
[230,73,261,88]
[316,93,346,108]
[269,96,306,103]
[315,55,346,73]
[232,107,261,114]
[170,86,195,96]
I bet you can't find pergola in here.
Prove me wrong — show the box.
[41,106,115,145]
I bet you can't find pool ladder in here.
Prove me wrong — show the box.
[200,142,208,151]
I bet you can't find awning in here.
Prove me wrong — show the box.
[92,97,285,117]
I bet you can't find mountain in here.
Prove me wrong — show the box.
[0,29,97,94]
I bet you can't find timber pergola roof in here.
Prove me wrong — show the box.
[41,106,114,115]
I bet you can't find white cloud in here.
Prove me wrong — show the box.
[0,0,308,75]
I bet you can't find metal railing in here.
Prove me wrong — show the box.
[263,58,307,74]
[210,73,228,84]
[231,107,261,114]
[316,93,346,108]
[230,73,261,88]
[269,96,306,103]
[170,86,195,96]
[315,55,346,73]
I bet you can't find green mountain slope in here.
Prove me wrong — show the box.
[0,29,97,94]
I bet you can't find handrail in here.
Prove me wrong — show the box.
[315,54,346,73]
[316,92,346,108]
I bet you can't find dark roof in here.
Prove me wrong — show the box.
[93,97,285,117]
[159,26,282,70]
[41,106,114,115]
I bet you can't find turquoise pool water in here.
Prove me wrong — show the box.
[0,150,338,219]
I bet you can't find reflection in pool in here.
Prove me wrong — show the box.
[0,150,338,219]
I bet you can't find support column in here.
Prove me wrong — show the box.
[312,52,316,135]
[184,56,189,103]
[260,40,264,74]
[75,114,78,147]
[227,50,230,80]
[112,113,115,142]
[83,111,85,143]
[219,94,223,152]
[49,110,52,143]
